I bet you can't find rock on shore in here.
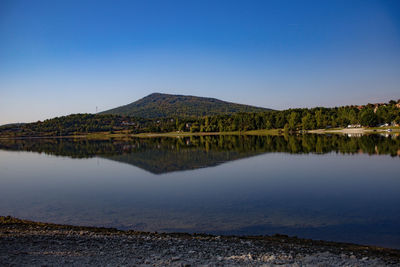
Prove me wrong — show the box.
[1,216,399,266]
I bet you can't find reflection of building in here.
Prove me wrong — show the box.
[121,121,136,126]
[347,133,363,137]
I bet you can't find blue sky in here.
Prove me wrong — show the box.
[1,0,399,124]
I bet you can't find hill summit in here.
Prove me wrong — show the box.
[100,93,271,118]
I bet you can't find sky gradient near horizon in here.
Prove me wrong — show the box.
[1,0,400,125]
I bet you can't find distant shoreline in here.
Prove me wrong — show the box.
[1,216,399,266]
[308,127,400,135]
[0,129,280,140]
[0,127,399,140]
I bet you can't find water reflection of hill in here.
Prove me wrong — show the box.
[105,148,256,174]
[0,134,399,174]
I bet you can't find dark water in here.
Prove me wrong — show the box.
[0,134,399,248]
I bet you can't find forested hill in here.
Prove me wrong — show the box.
[100,93,271,118]
[1,99,399,138]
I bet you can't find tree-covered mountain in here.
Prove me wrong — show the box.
[1,99,399,138]
[100,93,271,118]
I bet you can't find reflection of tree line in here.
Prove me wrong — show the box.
[0,135,399,158]
[0,135,398,173]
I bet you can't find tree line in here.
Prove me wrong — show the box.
[0,100,399,137]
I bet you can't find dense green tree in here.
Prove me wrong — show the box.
[359,109,377,127]
[288,112,299,130]
[302,113,315,130]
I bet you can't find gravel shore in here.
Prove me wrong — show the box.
[1,216,399,266]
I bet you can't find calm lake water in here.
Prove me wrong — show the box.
[0,134,399,248]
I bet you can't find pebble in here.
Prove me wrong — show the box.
[0,223,398,266]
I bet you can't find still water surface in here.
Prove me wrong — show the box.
[0,135,399,248]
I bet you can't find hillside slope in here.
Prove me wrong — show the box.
[100,93,271,118]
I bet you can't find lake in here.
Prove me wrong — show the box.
[0,134,399,248]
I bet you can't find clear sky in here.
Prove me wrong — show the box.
[1,0,399,125]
